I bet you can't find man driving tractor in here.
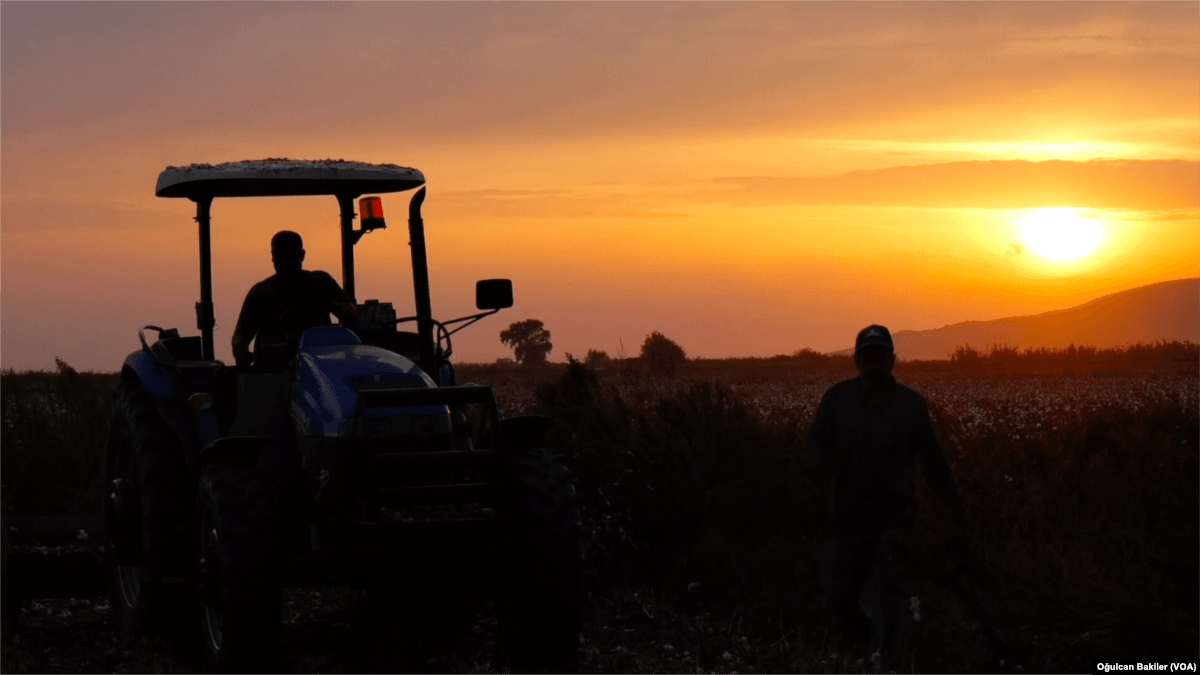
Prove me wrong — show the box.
[232,230,358,367]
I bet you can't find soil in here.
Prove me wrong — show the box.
[3,581,1194,674]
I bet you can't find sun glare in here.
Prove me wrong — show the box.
[1021,209,1103,261]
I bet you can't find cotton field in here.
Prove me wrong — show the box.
[481,369,1199,448]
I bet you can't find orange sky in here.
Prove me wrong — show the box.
[2,3,1197,371]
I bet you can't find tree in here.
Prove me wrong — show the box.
[585,349,612,370]
[640,331,686,377]
[500,319,553,366]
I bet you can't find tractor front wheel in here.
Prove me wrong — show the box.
[196,465,282,672]
[103,382,194,648]
[495,447,583,669]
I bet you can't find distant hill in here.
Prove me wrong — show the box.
[832,278,1198,361]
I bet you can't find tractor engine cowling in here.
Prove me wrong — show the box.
[291,327,461,522]
[290,326,447,439]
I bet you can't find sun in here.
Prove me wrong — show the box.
[1020,209,1103,260]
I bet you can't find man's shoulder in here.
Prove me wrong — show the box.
[894,381,929,407]
[821,378,860,401]
[246,276,277,300]
[307,269,341,289]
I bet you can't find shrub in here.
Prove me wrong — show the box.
[534,361,824,620]
[585,349,612,370]
[640,331,687,377]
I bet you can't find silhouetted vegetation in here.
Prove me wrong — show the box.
[639,331,687,377]
[937,339,1198,375]
[1,360,115,518]
[499,319,553,367]
[527,359,1198,672]
[584,349,612,370]
[686,339,1198,379]
[2,345,1196,672]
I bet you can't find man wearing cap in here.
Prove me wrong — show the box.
[232,230,358,367]
[805,324,963,670]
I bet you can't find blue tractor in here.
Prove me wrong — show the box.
[101,159,582,669]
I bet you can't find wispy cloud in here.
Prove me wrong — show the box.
[685,160,1199,211]
[0,199,181,233]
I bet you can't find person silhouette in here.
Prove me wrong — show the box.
[805,324,963,670]
[231,230,358,367]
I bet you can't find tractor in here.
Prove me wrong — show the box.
[97,159,582,669]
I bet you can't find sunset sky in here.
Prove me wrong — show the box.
[2,2,1197,371]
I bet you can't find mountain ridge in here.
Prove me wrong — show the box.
[830,278,1198,360]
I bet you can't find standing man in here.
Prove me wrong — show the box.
[805,324,963,670]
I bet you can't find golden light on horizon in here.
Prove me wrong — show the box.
[1020,209,1104,261]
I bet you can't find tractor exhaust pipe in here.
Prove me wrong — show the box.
[407,188,436,377]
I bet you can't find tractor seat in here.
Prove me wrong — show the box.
[253,337,297,370]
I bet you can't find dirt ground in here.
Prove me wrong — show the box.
[3,578,1195,674]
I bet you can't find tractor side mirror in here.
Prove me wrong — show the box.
[476,279,514,310]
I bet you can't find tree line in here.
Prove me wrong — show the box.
[499,320,687,375]
[499,319,1196,376]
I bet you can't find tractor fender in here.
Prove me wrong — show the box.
[197,436,272,475]
[500,415,555,451]
[123,350,177,399]
[121,350,205,473]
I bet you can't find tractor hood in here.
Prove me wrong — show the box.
[291,327,441,437]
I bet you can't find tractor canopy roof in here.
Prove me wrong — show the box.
[155,158,425,200]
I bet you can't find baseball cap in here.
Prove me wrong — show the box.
[855,324,894,354]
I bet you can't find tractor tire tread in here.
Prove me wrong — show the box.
[105,381,193,645]
[198,464,281,671]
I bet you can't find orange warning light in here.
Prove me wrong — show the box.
[359,196,387,231]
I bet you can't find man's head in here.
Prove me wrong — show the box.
[853,324,895,387]
[271,230,305,275]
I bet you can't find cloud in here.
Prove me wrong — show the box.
[439,159,1200,220]
[2,3,1194,150]
[0,199,183,233]
[687,160,1199,211]
[436,188,688,220]
[1008,243,1024,256]
[440,188,572,199]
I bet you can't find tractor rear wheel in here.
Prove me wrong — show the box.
[495,447,583,669]
[196,465,282,672]
[103,381,194,648]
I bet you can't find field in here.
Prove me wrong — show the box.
[2,347,1197,673]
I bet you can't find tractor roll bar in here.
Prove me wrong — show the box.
[337,194,359,304]
[188,189,434,369]
[194,196,216,361]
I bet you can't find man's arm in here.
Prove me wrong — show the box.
[804,390,838,478]
[333,297,359,328]
[231,289,259,368]
[320,272,359,328]
[914,397,963,519]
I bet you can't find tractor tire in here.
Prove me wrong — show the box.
[495,447,583,669]
[103,381,194,648]
[197,465,282,672]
